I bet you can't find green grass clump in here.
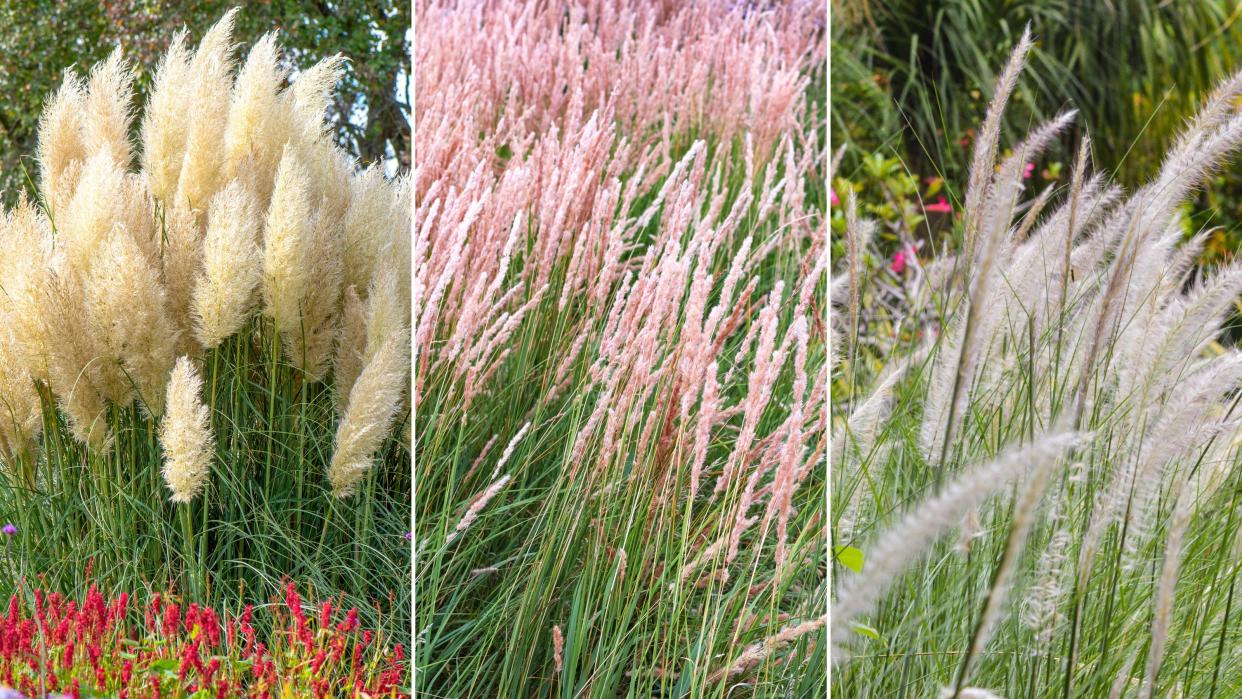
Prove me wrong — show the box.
[0,10,412,642]
[834,34,1242,699]
[415,1,827,695]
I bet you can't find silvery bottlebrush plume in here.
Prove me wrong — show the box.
[835,24,1242,697]
[832,433,1081,661]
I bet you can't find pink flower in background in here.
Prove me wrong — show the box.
[830,188,840,207]
[890,250,907,274]
[926,196,952,214]
[1023,162,1035,179]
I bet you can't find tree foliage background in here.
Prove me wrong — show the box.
[0,1,410,204]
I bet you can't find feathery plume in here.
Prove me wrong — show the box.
[492,421,531,479]
[83,229,177,412]
[81,48,135,168]
[333,285,367,412]
[160,357,214,503]
[552,625,564,674]
[710,615,826,682]
[175,9,239,215]
[447,474,511,545]
[342,165,392,294]
[940,689,1004,699]
[162,202,207,358]
[193,179,263,349]
[963,26,1032,245]
[262,147,315,336]
[832,433,1080,660]
[223,32,289,207]
[328,331,410,497]
[38,70,87,216]
[289,54,347,144]
[142,29,193,204]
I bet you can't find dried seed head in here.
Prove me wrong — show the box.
[81,48,135,169]
[194,179,263,349]
[223,32,290,208]
[142,29,193,204]
[328,330,410,497]
[175,9,240,217]
[38,70,87,217]
[160,357,214,503]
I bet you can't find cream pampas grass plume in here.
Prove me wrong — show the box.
[84,229,177,413]
[364,266,405,366]
[175,8,238,216]
[162,202,207,357]
[260,143,347,380]
[223,32,289,207]
[160,357,214,503]
[194,179,263,348]
[37,70,87,216]
[82,48,135,169]
[290,209,346,379]
[343,165,391,293]
[262,148,315,328]
[289,54,348,145]
[59,150,126,274]
[142,29,193,204]
[333,285,367,412]
[329,330,410,497]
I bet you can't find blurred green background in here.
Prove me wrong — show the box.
[832,0,1242,267]
[0,0,410,204]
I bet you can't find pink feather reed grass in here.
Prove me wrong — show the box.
[414,0,827,692]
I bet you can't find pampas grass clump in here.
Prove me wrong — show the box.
[0,10,411,636]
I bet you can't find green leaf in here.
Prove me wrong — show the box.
[834,545,864,573]
[853,622,883,643]
[149,657,178,675]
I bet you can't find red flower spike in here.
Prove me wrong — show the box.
[0,580,408,696]
[202,607,221,646]
[162,603,180,637]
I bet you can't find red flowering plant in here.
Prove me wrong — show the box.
[0,580,408,698]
